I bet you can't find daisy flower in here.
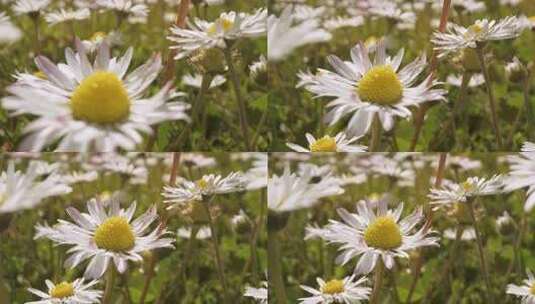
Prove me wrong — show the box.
[299,275,371,304]
[168,8,266,60]
[310,199,439,274]
[506,270,535,304]
[27,278,102,303]
[13,0,51,15]
[244,281,268,304]
[446,73,485,88]
[443,227,476,241]
[0,12,22,44]
[162,172,246,206]
[432,16,524,57]
[298,40,446,137]
[268,6,332,62]
[181,73,226,89]
[34,199,174,279]
[522,142,535,152]
[268,166,344,213]
[97,0,148,17]
[428,175,503,207]
[1,40,190,152]
[0,162,72,214]
[45,8,90,26]
[504,152,535,211]
[81,31,122,53]
[287,133,367,152]
[244,153,268,190]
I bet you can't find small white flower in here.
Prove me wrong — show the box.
[268,166,344,213]
[308,199,439,274]
[432,16,524,57]
[244,153,267,190]
[446,73,485,88]
[27,278,102,304]
[268,6,331,62]
[81,31,122,53]
[428,175,503,207]
[97,0,148,17]
[443,227,476,241]
[35,199,174,279]
[504,152,535,211]
[2,40,190,152]
[249,55,267,80]
[162,172,246,205]
[287,133,367,152]
[45,8,90,25]
[244,281,268,304]
[522,142,535,152]
[0,12,22,44]
[0,162,72,214]
[298,40,446,137]
[13,0,51,15]
[168,8,266,60]
[506,270,535,303]
[177,226,211,239]
[299,275,371,304]
[181,73,226,89]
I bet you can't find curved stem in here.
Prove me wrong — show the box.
[223,46,251,150]
[369,113,382,152]
[370,260,384,304]
[475,45,503,150]
[467,199,493,302]
[102,266,116,304]
[268,230,287,304]
[203,202,230,304]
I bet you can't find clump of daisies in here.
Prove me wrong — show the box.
[1,40,190,151]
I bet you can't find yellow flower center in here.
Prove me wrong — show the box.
[530,283,535,295]
[50,282,74,298]
[91,31,107,42]
[466,24,484,38]
[310,136,337,152]
[33,71,47,79]
[461,181,475,192]
[364,36,378,48]
[321,279,345,295]
[70,71,130,124]
[358,65,403,105]
[196,178,209,190]
[207,17,234,35]
[364,216,402,250]
[93,216,135,252]
[529,16,535,23]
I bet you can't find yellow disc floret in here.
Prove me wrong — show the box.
[364,216,402,250]
[358,65,403,105]
[90,31,107,42]
[310,136,337,152]
[70,71,130,124]
[321,279,345,295]
[50,282,74,298]
[530,283,535,295]
[93,216,135,252]
[196,178,208,190]
[207,17,234,36]
[461,180,475,193]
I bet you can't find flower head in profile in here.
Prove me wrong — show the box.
[287,133,367,153]
[0,162,72,214]
[432,16,524,57]
[27,278,102,303]
[268,5,331,62]
[299,275,371,304]
[162,172,246,206]
[243,281,268,304]
[308,199,439,274]
[13,0,51,15]
[97,0,148,17]
[35,199,174,279]
[45,8,90,26]
[168,8,266,59]
[298,40,446,137]
[268,166,344,213]
[428,175,503,207]
[504,152,535,211]
[506,269,535,303]
[2,40,189,152]
[522,142,535,152]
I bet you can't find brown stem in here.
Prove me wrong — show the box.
[370,260,384,304]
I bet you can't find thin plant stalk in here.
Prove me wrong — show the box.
[467,199,493,302]
[203,201,230,304]
[370,260,384,304]
[268,229,287,304]
[508,73,534,145]
[31,14,41,54]
[223,45,251,150]
[102,266,116,304]
[475,45,503,149]
[451,72,471,131]
[410,0,451,151]
[369,113,382,152]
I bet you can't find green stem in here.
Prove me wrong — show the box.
[268,230,287,304]
[223,46,251,150]
[203,202,230,304]
[192,74,214,125]
[32,14,40,54]
[369,113,382,152]
[475,45,503,149]
[467,199,493,302]
[102,266,116,304]
[370,260,384,304]
[451,72,471,131]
